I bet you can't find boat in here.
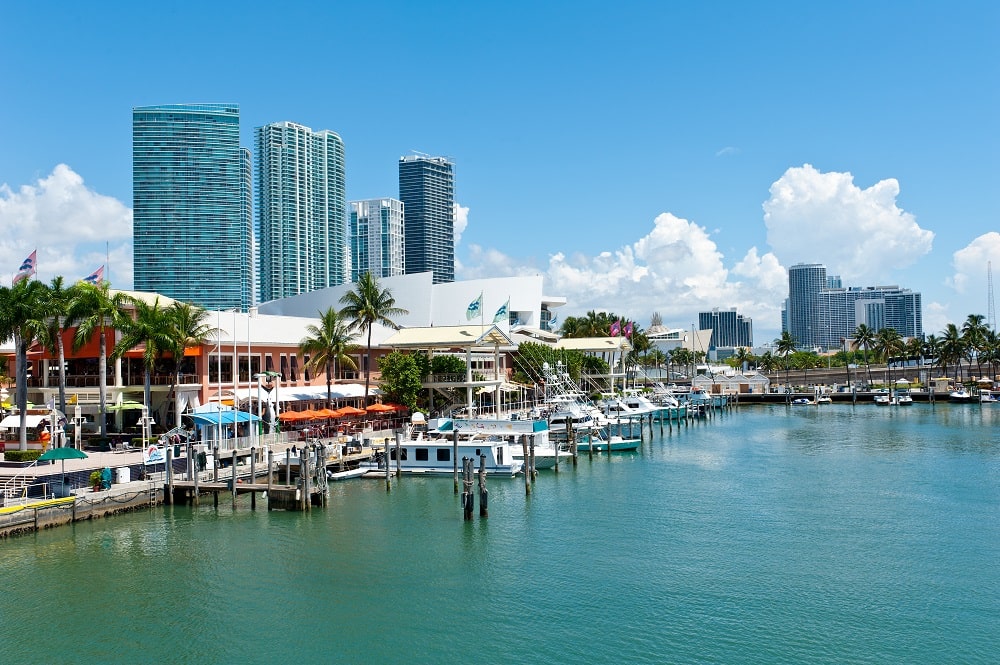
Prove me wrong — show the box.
[874,394,892,405]
[980,390,999,404]
[791,398,813,405]
[510,441,573,470]
[573,430,640,453]
[896,390,913,405]
[816,395,833,404]
[948,389,973,403]
[363,433,522,476]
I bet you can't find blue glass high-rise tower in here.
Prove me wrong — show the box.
[350,198,405,281]
[255,121,348,301]
[399,155,454,284]
[132,103,253,310]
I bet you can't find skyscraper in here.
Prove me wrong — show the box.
[350,198,405,281]
[132,103,253,310]
[787,263,827,348]
[255,121,347,302]
[399,155,454,284]
[699,308,753,348]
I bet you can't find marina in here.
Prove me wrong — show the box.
[1,402,996,664]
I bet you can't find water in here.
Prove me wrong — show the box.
[2,404,998,664]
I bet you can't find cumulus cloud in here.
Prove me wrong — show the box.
[763,164,933,284]
[457,212,788,333]
[453,203,469,246]
[0,164,133,286]
[947,231,1000,295]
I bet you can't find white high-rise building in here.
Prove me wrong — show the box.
[350,198,405,281]
[255,121,348,302]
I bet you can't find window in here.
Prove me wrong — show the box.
[436,448,450,462]
[415,448,429,461]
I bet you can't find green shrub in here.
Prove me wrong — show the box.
[4,450,42,462]
[89,470,102,487]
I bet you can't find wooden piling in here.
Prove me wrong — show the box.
[529,434,536,479]
[166,447,174,506]
[231,449,238,509]
[250,447,257,510]
[192,444,200,506]
[285,448,291,485]
[266,449,273,511]
[521,435,531,496]
[462,457,474,520]
[478,454,488,518]
[452,429,459,495]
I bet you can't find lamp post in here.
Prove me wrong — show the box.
[255,370,281,438]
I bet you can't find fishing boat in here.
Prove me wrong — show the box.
[980,390,998,404]
[571,429,640,453]
[948,389,973,403]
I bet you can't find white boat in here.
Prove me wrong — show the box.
[510,440,573,470]
[980,390,999,404]
[621,391,663,415]
[949,389,973,403]
[574,430,640,453]
[791,398,814,405]
[896,390,913,405]
[363,433,522,476]
[816,395,833,404]
[874,394,892,405]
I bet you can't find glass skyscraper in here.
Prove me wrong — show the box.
[787,263,828,348]
[133,104,253,311]
[399,155,454,284]
[255,121,348,302]
[350,198,405,281]
[699,308,753,348]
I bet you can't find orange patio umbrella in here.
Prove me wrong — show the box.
[278,411,309,422]
[366,403,394,413]
[297,409,325,421]
[336,405,367,417]
[314,408,340,419]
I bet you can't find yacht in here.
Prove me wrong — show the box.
[948,389,973,403]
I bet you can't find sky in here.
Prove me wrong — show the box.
[1,1,998,344]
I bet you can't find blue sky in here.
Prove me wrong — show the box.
[1,1,998,343]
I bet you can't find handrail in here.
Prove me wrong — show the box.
[0,458,41,502]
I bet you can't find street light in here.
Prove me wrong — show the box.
[255,371,281,437]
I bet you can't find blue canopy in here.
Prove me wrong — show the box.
[188,410,260,427]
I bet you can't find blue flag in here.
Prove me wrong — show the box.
[466,292,483,320]
[493,298,509,324]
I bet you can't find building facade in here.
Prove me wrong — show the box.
[399,155,454,284]
[786,263,827,349]
[350,198,405,281]
[256,121,348,302]
[132,103,253,311]
[785,262,923,348]
[699,308,753,348]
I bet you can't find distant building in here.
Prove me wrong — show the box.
[132,103,253,311]
[399,155,454,284]
[785,262,923,348]
[256,121,348,302]
[698,308,753,348]
[350,198,405,281]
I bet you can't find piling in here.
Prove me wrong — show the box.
[529,435,537,479]
[285,449,291,485]
[192,444,200,506]
[266,449,274,511]
[166,447,174,505]
[250,448,257,510]
[395,433,402,479]
[452,429,459,495]
[478,454,488,518]
[462,457,474,520]
[521,435,531,496]
[231,449,238,509]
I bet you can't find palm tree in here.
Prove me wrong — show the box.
[940,323,965,384]
[166,302,214,428]
[961,314,987,379]
[67,282,132,438]
[775,331,796,387]
[924,333,943,379]
[874,327,904,389]
[0,279,50,450]
[41,276,78,417]
[339,272,408,406]
[298,307,359,407]
[853,324,876,387]
[113,296,175,412]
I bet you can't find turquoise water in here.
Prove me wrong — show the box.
[2,404,998,664]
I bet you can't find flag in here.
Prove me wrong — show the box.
[83,265,104,285]
[466,292,483,320]
[610,320,621,337]
[623,321,634,338]
[13,250,36,284]
[493,298,510,324]
[547,313,558,330]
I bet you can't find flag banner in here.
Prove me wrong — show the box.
[610,320,621,337]
[548,313,558,330]
[466,292,483,320]
[493,298,510,324]
[623,322,633,338]
[13,250,36,284]
[83,265,104,285]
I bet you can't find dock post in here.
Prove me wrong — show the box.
[462,457,474,520]
[587,427,593,460]
[250,448,257,510]
[302,448,310,511]
[529,434,536,479]
[521,435,531,496]
[186,441,193,481]
[452,428,459,495]
[193,446,200,506]
[266,449,273,511]
[553,431,559,473]
[478,454,488,517]
[213,446,219,483]
[166,447,174,506]
[395,433,402,479]
[386,434,395,493]
[231,449,238,509]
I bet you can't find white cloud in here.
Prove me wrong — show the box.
[715,146,740,157]
[947,231,1000,295]
[457,212,788,333]
[922,301,951,337]
[762,164,933,284]
[0,164,133,286]
[453,203,469,246]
